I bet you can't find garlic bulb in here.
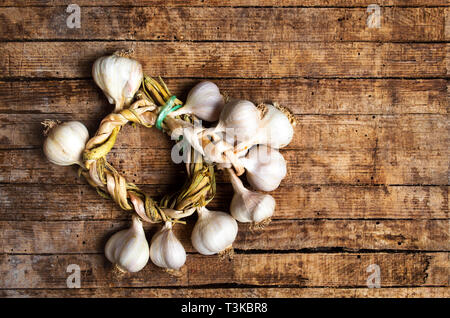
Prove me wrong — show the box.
[43,121,89,166]
[150,222,186,270]
[92,53,143,112]
[228,169,275,223]
[214,100,261,142]
[191,207,238,255]
[237,104,294,151]
[105,215,150,273]
[259,104,294,148]
[240,145,287,192]
[169,81,224,122]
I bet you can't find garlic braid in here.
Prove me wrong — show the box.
[84,98,156,168]
[81,98,165,223]
[80,77,246,224]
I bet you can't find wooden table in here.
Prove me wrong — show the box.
[0,1,448,298]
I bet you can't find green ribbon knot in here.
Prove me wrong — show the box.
[156,95,182,130]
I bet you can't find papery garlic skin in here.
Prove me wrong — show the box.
[105,215,150,273]
[255,104,294,149]
[43,121,89,166]
[228,169,275,223]
[215,100,261,142]
[241,145,287,192]
[191,207,238,255]
[170,81,224,122]
[150,222,186,270]
[92,54,143,112]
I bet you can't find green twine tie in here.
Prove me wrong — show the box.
[156,95,183,130]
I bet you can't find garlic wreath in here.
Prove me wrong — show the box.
[92,53,143,112]
[42,49,298,277]
[105,215,150,273]
[191,207,238,255]
[43,121,89,166]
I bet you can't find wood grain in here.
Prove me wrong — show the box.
[2,114,447,152]
[2,287,449,298]
[0,7,446,42]
[1,219,448,254]
[0,79,448,115]
[1,184,447,221]
[0,1,447,7]
[1,253,447,288]
[1,146,447,185]
[0,2,448,298]
[1,42,447,79]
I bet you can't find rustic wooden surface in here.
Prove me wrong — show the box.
[0,0,448,298]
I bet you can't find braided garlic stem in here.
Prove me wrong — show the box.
[81,77,246,224]
[82,98,164,222]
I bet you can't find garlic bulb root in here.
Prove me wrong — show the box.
[104,215,150,273]
[43,120,89,166]
[250,217,272,231]
[218,245,234,260]
[165,268,184,277]
[271,102,297,126]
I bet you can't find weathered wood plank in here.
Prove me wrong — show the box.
[2,115,448,184]
[1,42,447,78]
[1,145,447,185]
[1,79,447,115]
[2,287,448,298]
[1,219,448,253]
[0,1,447,7]
[374,149,449,185]
[1,184,447,221]
[0,7,445,42]
[2,114,447,156]
[1,0,447,299]
[0,253,447,288]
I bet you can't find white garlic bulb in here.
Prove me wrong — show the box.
[228,169,275,223]
[150,222,186,270]
[92,53,143,112]
[240,145,287,192]
[169,81,224,122]
[259,104,294,148]
[242,104,294,150]
[215,100,261,142]
[191,207,238,255]
[43,121,89,166]
[105,215,150,273]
